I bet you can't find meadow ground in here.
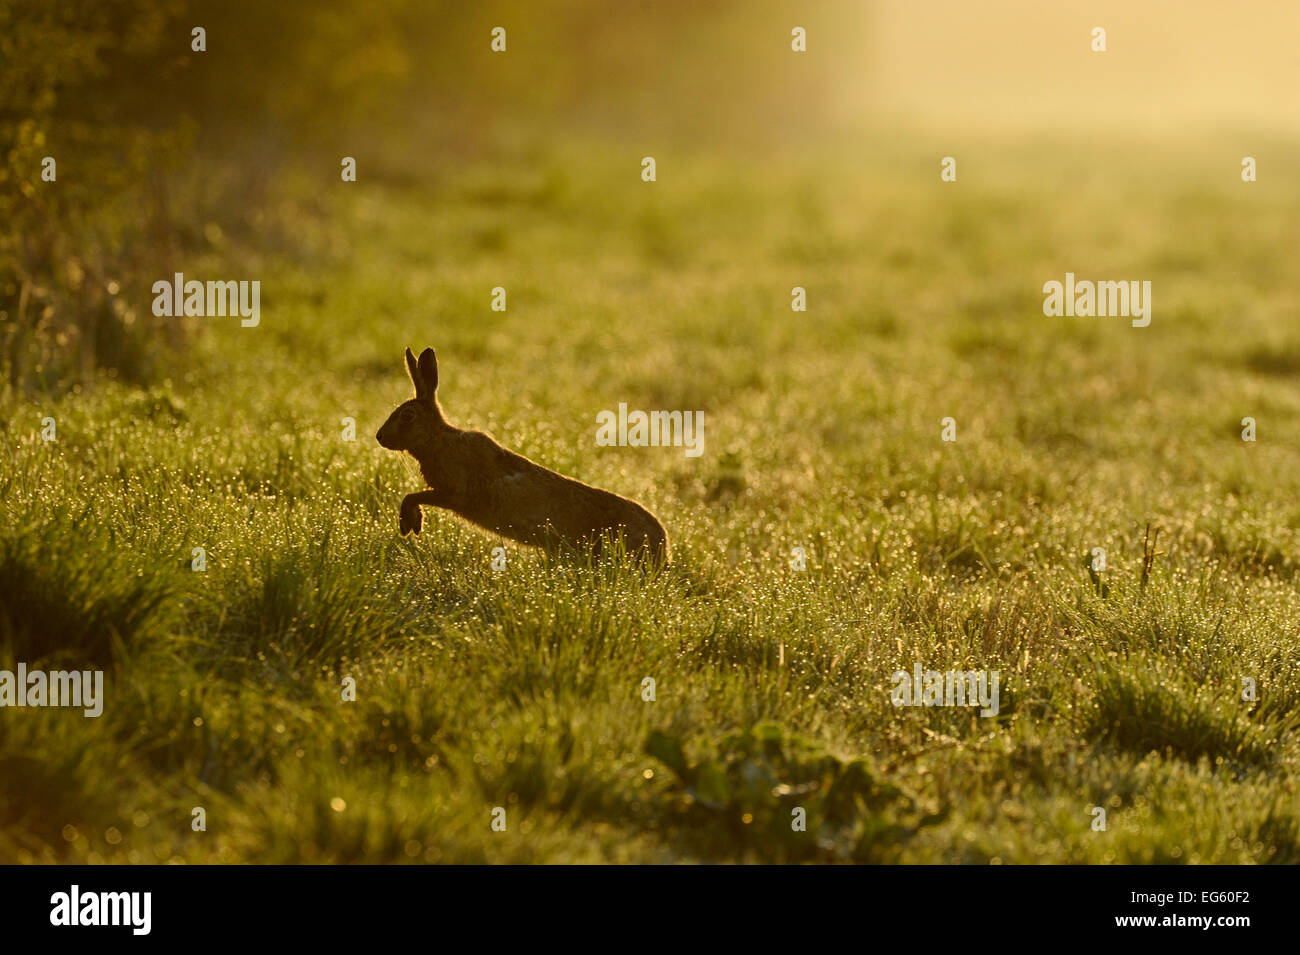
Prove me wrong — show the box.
[2,131,1299,863]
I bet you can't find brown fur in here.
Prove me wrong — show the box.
[376,347,669,564]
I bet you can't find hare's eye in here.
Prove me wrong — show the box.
[400,407,416,423]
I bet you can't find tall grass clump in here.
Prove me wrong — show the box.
[0,518,178,666]
[1080,654,1280,768]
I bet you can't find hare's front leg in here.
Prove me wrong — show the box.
[400,489,448,536]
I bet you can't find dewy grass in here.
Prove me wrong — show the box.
[0,519,178,667]
[1080,653,1278,768]
[2,135,1299,863]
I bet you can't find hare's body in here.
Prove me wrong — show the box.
[411,427,668,557]
[377,347,669,564]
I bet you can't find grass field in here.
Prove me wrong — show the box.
[3,131,1300,863]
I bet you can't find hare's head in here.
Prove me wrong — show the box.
[376,347,448,452]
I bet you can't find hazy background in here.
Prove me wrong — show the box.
[867,0,1300,134]
[4,0,1299,397]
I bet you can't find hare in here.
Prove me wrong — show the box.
[377,347,670,565]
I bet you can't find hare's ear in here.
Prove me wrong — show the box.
[416,347,439,397]
[404,347,426,400]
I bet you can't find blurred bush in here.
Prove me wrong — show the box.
[1,0,837,396]
[0,0,193,394]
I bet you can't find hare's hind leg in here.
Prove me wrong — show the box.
[400,489,450,536]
